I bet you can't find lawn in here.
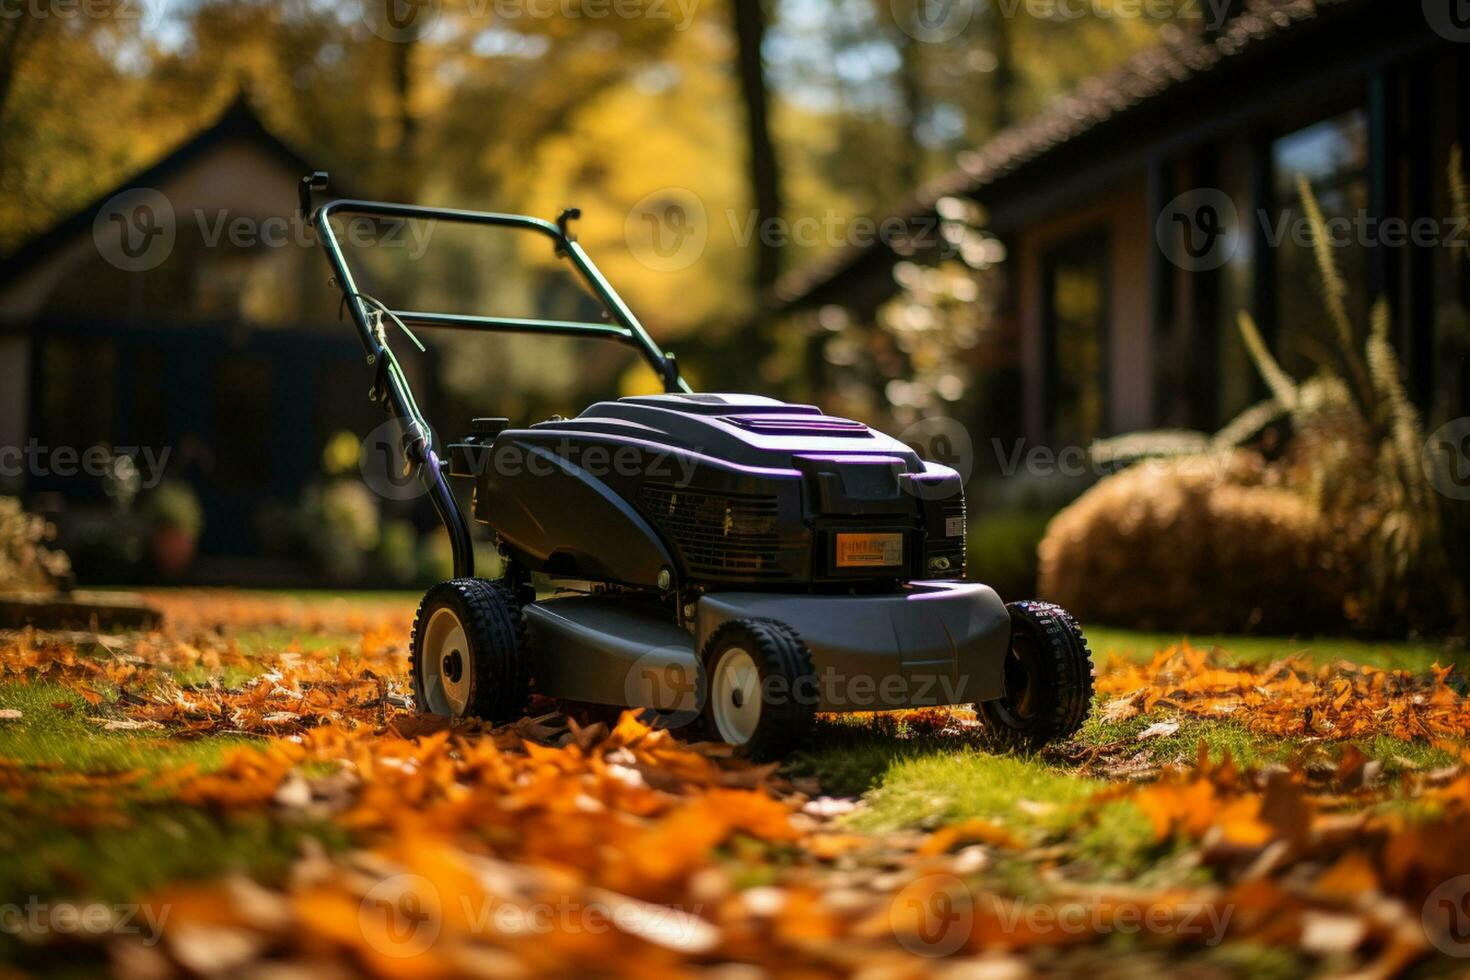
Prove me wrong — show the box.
[1086,626,1462,672]
[0,589,1467,975]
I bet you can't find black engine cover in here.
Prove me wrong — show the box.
[468,394,965,589]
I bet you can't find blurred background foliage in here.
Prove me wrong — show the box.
[0,0,1187,591]
[0,0,1181,319]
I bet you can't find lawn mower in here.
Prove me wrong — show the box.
[301,172,1094,759]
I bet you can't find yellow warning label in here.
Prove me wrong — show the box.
[835,533,903,568]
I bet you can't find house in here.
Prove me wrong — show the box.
[0,98,425,569]
[771,0,1469,450]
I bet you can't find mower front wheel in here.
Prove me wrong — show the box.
[410,578,529,722]
[978,600,1094,750]
[700,618,817,761]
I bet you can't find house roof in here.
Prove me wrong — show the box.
[768,0,1363,310]
[0,95,325,284]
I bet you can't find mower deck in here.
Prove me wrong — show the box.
[525,582,1009,714]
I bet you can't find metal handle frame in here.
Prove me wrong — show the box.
[308,183,691,580]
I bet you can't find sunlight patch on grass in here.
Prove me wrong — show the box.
[845,748,1102,834]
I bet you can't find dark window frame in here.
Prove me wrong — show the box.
[1246,88,1371,358]
[1040,227,1112,445]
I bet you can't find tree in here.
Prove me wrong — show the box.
[728,0,784,294]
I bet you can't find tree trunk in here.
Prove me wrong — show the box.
[387,13,416,199]
[895,23,924,190]
[989,5,1015,133]
[729,0,784,294]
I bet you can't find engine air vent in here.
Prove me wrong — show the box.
[721,414,869,437]
[639,484,804,580]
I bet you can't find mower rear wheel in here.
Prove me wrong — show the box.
[979,600,1094,750]
[411,578,528,722]
[700,618,817,760]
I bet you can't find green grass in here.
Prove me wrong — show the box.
[791,710,1464,885]
[1079,713,1284,769]
[842,747,1103,834]
[793,726,1175,880]
[0,806,347,904]
[0,682,259,780]
[0,679,350,913]
[100,586,420,605]
[1086,626,1462,672]
[0,796,349,975]
[223,624,391,656]
[1078,711,1463,776]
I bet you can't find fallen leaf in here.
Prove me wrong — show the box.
[1136,721,1181,741]
[89,717,163,731]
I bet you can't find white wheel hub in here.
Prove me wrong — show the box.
[710,646,762,745]
[421,606,471,717]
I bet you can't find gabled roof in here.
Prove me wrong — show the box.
[0,95,323,284]
[769,0,1365,309]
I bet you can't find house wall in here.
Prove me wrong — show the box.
[0,127,416,566]
[0,135,326,492]
[1013,174,1152,445]
[0,136,314,321]
[0,336,28,494]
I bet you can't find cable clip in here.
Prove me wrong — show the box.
[555,207,581,257]
[299,171,329,220]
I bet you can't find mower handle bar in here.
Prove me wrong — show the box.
[306,177,691,582]
[311,196,690,395]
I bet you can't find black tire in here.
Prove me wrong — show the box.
[979,600,1094,750]
[700,618,817,761]
[410,578,529,722]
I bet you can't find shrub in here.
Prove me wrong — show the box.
[967,509,1054,600]
[1037,453,1346,633]
[377,519,420,586]
[141,481,203,537]
[298,480,381,583]
[0,497,71,593]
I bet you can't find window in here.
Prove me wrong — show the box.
[1214,141,1257,425]
[129,347,170,452]
[1271,110,1369,377]
[40,338,116,451]
[1042,233,1110,445]
[211,357,273,488]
